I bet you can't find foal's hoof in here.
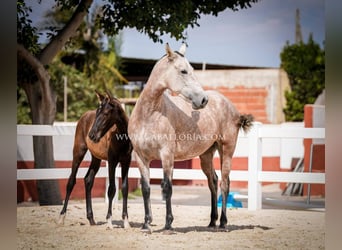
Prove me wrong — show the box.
[141,223,152,234]
[163,227,175,235]
[106,218,113,229]
[56,214,66,225]
[218,224,228,232]
[123,219,131,229]
[89,219,97,226]
[208,221,216,228]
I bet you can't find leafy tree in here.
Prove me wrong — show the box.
[51,38,126,122]
[17,0,259,205]
[280,34,325,121]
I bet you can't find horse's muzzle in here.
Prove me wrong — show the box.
[192,95,208,110]
[88,130,100,143]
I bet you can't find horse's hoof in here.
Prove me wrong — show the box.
[164,224,173,231]
[89,219,97,226]
[163,228,175,235]
[106,218,113,229]
[57,214,66,225]
[218,224,228,232]
[141,224,152,234]
[123,219,131,229]
[208,222,216,228]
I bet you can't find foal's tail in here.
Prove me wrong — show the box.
[238,114,254,133]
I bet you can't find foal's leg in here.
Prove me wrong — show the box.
[120,155,131,229]
[199,144,218,227]
[84,156,101,225]
[105,155,118,229]
[58,144,87,225]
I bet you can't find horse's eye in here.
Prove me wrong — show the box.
[181,70,188,74]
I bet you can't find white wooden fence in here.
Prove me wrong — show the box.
[17,123,325,210]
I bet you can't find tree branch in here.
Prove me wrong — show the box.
[38,0,94,65]
[17,43,56,124]
[17,43,50,85]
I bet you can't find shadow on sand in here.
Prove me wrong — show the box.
[164,224,272,233]
[102,220,272,233]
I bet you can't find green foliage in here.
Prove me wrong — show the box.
[17,0,41,85]
[17,0,39,53]
[49,57,97,121]
[48,36,128,122]
[17,88,32,124]
[100,0,258,43]
[280,34,325,121]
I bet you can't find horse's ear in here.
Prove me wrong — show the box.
[95,90,105,102]
[105,89,114,100]
[165,43,176,61]
[178,43,186,56]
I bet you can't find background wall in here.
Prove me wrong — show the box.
[195,68,290,124]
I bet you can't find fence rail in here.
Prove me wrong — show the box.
[17,123,325,210]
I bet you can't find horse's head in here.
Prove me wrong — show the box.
[88,90,125,143]
[162,43,208,110]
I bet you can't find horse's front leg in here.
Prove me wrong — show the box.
[137,156,153,232]
[161,156,174,230]
[84,156,101,225]
[105,156,118,229]
[120,155,131,229]
[58,144,87,225]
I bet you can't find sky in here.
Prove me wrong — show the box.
[26,0,325,68]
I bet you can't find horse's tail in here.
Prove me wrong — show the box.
[238,114,254,133]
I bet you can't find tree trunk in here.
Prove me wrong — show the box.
[31,84,61,205]
[18,44,61,205]
[22,75,61,205]
[33,137,62,205]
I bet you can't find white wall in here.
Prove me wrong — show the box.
[313,105,325,145]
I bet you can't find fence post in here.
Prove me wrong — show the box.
[248,122,262,210]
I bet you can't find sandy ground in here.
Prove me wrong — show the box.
[17,185,325,249]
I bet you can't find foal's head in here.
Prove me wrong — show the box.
[88,90,126,143]
[161,43,208,110]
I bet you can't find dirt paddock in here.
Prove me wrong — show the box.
[17,196,324,249]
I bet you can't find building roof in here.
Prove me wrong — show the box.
[120,57,271,82]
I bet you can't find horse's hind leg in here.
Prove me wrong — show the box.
[84,156,101,225]
[199,144,218,227]
[58,145,87,225]
[217,142,234,229]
